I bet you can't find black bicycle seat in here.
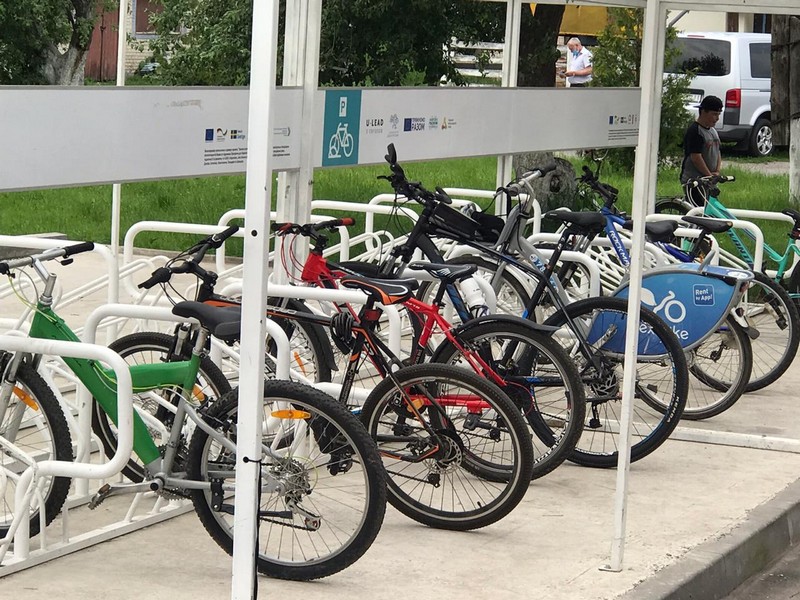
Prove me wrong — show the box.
[622,219,680,243]
[408,262,477,283]
[682,215,733,234]
[339,274,419,305]
[172,301,241,342]
[545,210,605,235]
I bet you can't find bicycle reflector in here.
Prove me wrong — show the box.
[271,409,312,420]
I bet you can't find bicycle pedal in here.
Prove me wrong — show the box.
[88,483,112,509]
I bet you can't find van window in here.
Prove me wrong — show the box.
[667,38,731,76]
[749,43,771,78]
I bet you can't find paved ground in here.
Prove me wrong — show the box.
[2,249,800,599]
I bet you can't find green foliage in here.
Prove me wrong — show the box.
[590,8,693,169]
[149,0,505,87]
[0,0,71,83]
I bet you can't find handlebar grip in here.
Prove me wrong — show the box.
[210,225,240,247]
[63,241,95,257]
[137,266,173,289]
[721,175,735,183]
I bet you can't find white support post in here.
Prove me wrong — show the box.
[232,0,280,597]
[496,0,523,192]
[605,0,668,573]
[111,0,128,258]
[275,0,321,282]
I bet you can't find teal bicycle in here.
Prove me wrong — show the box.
[0,243,386,580]
[655,175,800,391]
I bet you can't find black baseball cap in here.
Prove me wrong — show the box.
[698,95,723,112]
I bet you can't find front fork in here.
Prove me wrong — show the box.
[0,351,28,440]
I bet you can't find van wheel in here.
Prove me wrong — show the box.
[749,119,774,157]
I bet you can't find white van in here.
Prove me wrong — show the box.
[666,32,773,157]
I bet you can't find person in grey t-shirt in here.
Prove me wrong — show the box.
[680,95,723,205]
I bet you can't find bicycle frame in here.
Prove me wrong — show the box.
[701,194,800,279]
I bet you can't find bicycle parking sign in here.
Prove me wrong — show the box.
[322,90,362,166]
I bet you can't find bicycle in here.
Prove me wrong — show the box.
[272,218,586,481]
[0,243,387,581]
[136,229,537,529]
[373,144,690,468]
[653,174,800,392]
[567,166,759,418]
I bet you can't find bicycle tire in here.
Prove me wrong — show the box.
[360,363,534,530]
[91,331,232,482]
[541,296,689,468]
[682,316,752,419]
[429,318,586,480]
[0,361,72,538]
[654,198,691,216]
[267,298,333,383]
[739,271,798,392]
[786,264,800,310]
[187,380,386,581]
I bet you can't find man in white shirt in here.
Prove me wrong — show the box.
[565,37,592,87]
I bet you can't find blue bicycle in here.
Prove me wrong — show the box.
[579,165,799,395]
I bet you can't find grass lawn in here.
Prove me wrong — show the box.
[0,152,792,267]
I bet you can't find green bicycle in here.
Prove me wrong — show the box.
[655,175,800,392]
[0,243,386,581]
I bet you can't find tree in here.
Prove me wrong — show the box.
[517,4,564,87]
[591,8,692,170]
[0,0,98,85]
[149,0,505,87]
[772,15,800,204]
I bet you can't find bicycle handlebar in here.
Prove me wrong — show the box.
[686,174,736,188]
[378,143,451,206]
[501,163,558,197]
[578,165,619,206]
[271,217,356,237]
[0,242,95,275]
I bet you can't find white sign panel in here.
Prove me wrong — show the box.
[0,86,640,191]
[317,87,641,167]
[0,87,301,191]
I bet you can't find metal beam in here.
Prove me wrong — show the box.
[662,0,800,15]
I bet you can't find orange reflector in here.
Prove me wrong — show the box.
[271,409,311,420]
[293,351,308,377]
[406,396,425,411]
[192,385,206,403]
[13,387,39,411]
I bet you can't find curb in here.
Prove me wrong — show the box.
[619,477,800,600]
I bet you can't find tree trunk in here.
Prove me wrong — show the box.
[511,153,578,212]
[42,0,97,86]
[43,45,89,85]
[514,5,575,210]
[790,17,800,205]
[517,5,565,87]
[772,16,790,146]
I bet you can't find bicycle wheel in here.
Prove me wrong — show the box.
[732,272,799,391]
[541,297,689,468]
[654,197,691,216]
[683,316,753,419]
[267,298,333,383]
[429,318,586,480]
[187,380,386,581]
[91,331,232,483]
[416,255,532,323]
[0,361,72,538]
[360,363,534,530]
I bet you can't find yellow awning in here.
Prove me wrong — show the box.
[530,4,608,37]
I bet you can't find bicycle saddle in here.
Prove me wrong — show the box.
[544,210,605,235]
[408,261,477,284]
[339,274,418,305]
[622,219,679,243]
[172,301,241,342]
[682,215,733,234]
[782,208,800,229]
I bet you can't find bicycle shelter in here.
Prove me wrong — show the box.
[2,1,800,599]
